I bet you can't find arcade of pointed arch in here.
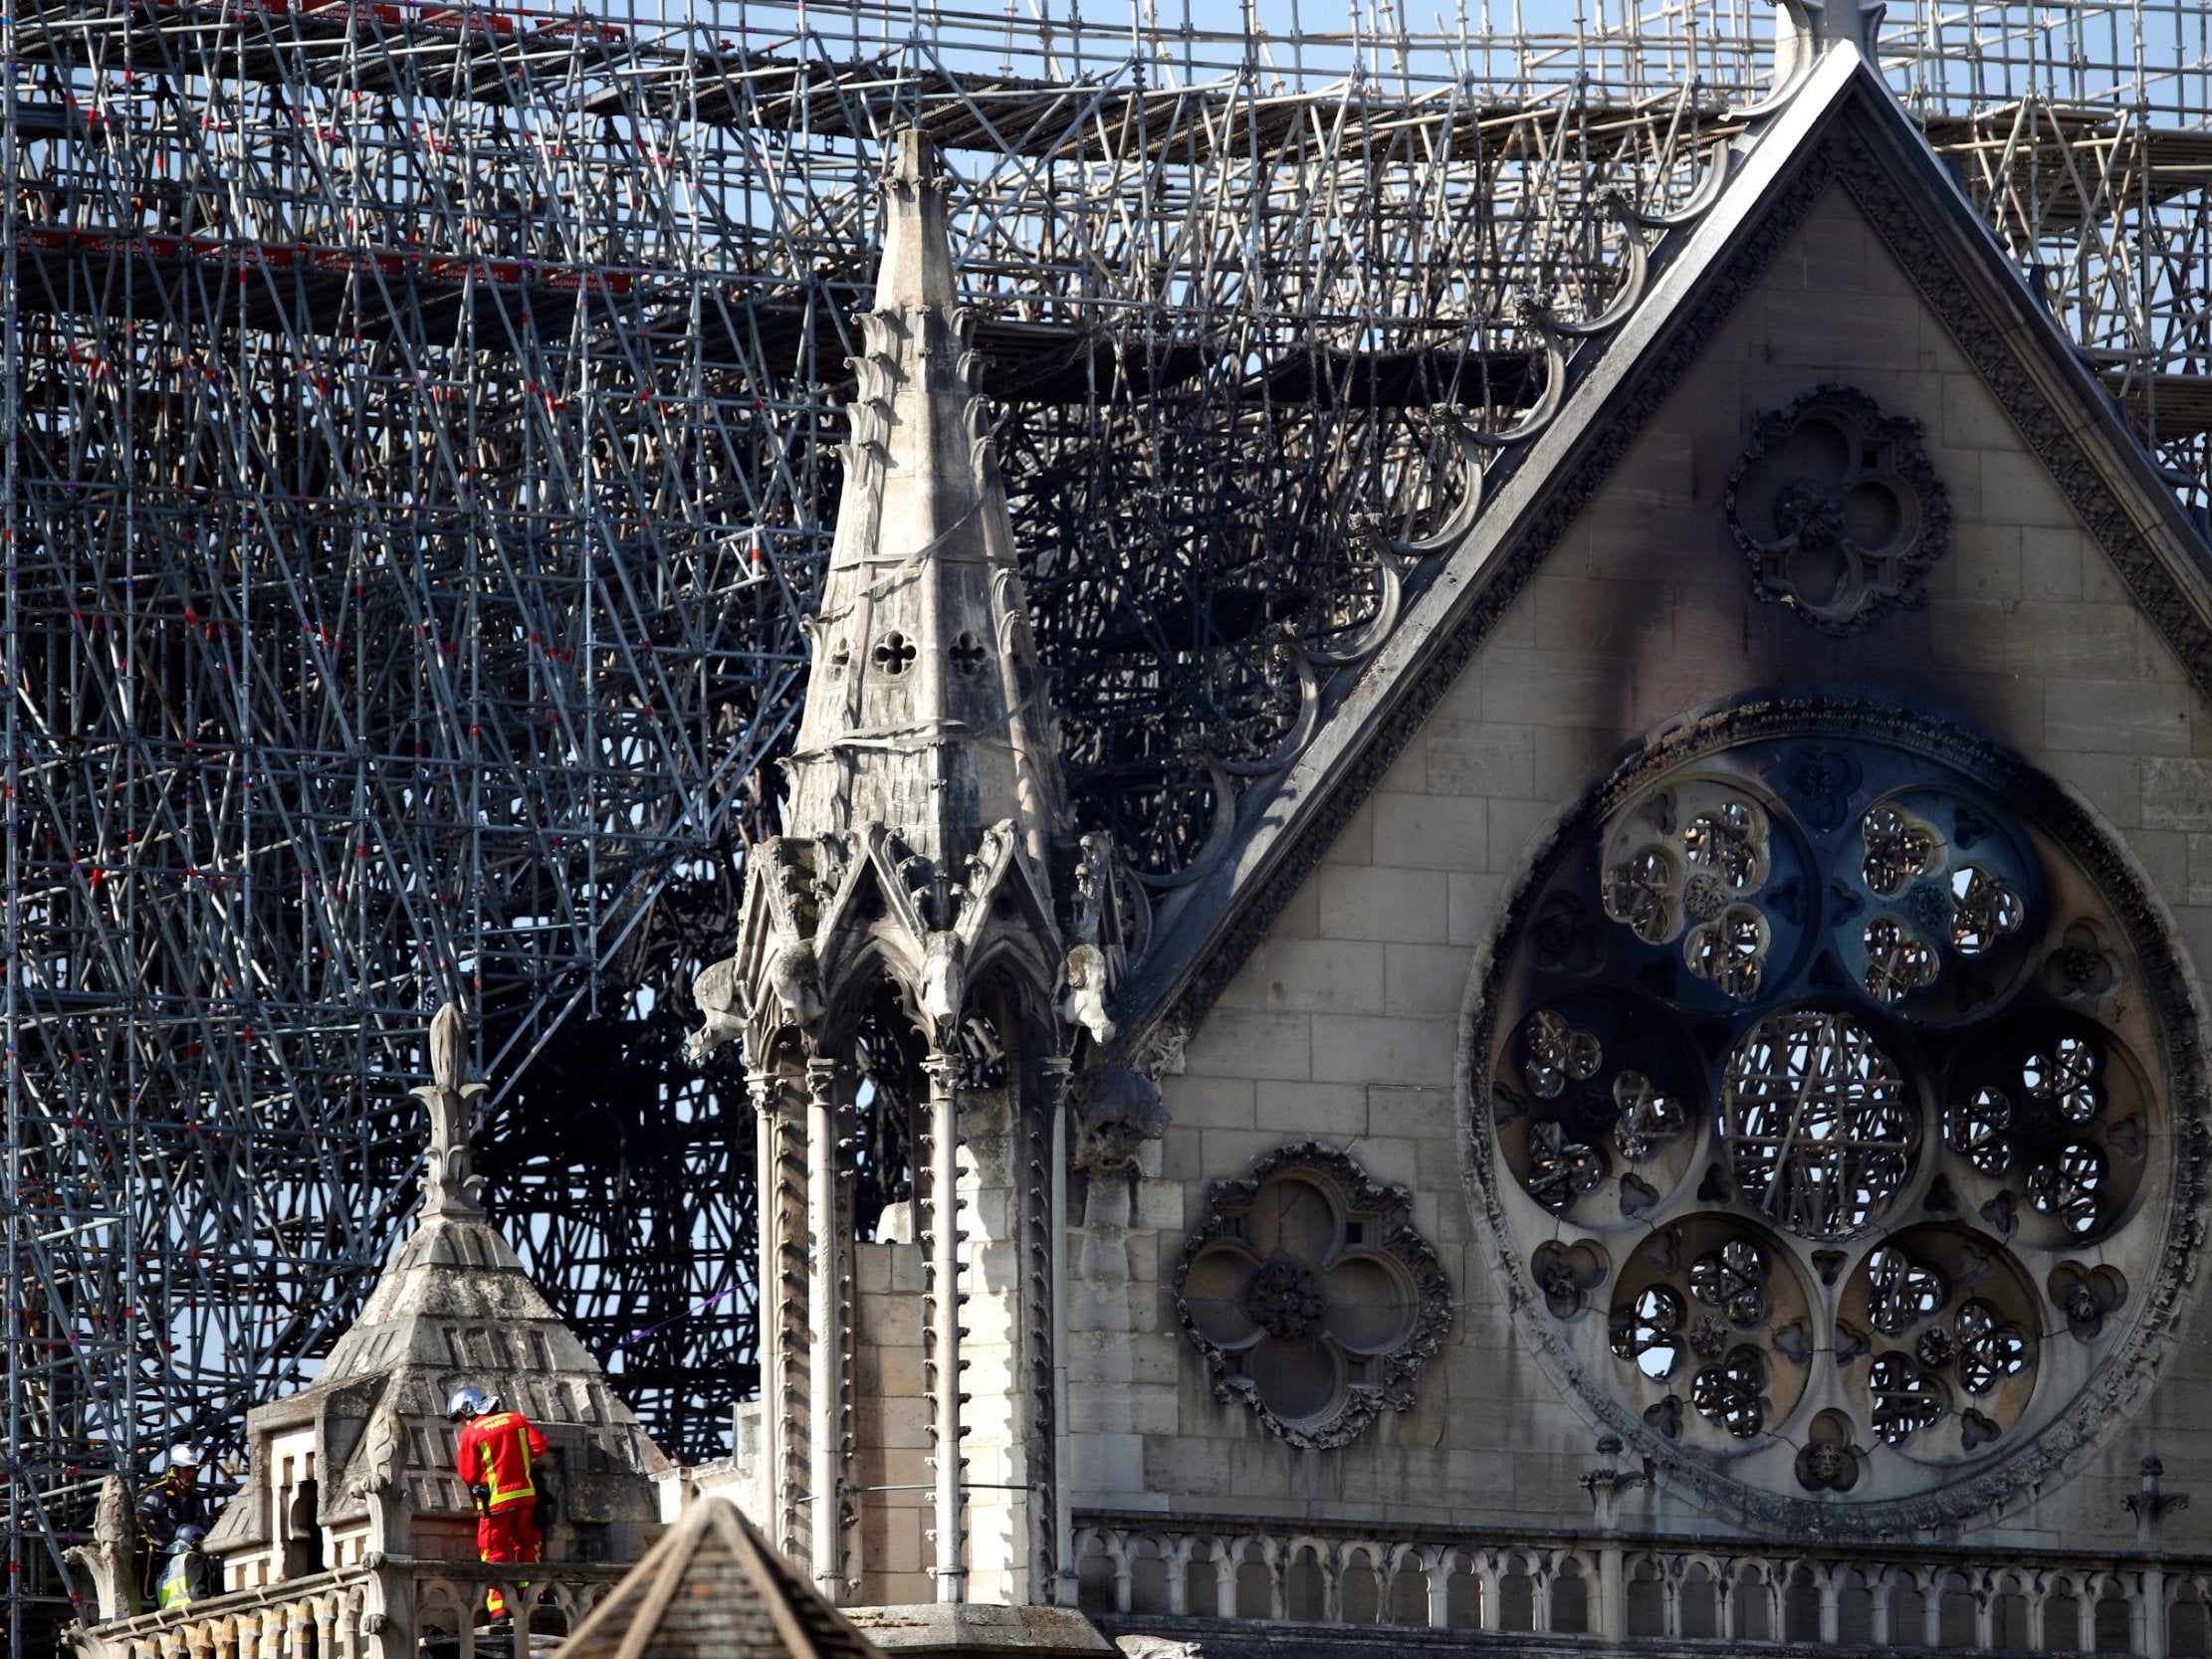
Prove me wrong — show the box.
[1464,703,2202,1528]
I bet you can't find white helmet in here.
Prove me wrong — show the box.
[167,1444,204,1471]
[447,1386,501,1423]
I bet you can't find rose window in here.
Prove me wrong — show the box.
[1176,1143,1451,1449]
[1466,706,2200,1531]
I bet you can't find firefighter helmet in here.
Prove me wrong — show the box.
[446,1386,500,1422]
[169,1526,208,1555]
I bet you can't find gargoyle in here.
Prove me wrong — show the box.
[765,935,826,1025]
[687,956,749,1064]
[1068,1064,1170,1172]
[1061,941,1115,1045]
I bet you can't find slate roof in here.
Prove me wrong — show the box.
[558,1497,882,1659]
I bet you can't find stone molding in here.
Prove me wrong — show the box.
[1832,118,2212,708]
[1133,75,2212,1079]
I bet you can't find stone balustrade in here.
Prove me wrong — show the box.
[1074,1511,2212,1655]
[70,1559,632,1659]
[69,1569,368,1659]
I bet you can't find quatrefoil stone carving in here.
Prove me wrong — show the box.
[1176,1143,1452,1449]
[1726,385,1950,635]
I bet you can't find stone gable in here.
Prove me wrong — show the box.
[1092,119,2212,1552]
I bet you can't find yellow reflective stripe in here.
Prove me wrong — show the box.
[474,1415,537,1505]
[493,1415,535,1504]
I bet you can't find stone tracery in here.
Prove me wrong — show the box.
[1176,1143,1452,1449]
[1466,706,2200,1530]
[1725,385,1951,634]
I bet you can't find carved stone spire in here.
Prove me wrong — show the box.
[412,1001,487,1218]
[691,125,1137,1068]
[781,126,1067,873]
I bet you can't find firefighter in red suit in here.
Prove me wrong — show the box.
[448,1387,548,1620]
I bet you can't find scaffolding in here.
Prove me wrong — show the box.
[2,0,2208,1646]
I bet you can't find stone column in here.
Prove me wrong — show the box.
[1579,1435,1647,1642]
[923,1052,967,1603]
[1041,1053,1074,1610]
[358,1555,414,1659]
[806,1054,845,1602]
[750,1068,808,1563]
[2125,1457,2187,1659]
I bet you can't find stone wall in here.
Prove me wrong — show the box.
[851,1084,1042,1609]
[853,1233,933,1605]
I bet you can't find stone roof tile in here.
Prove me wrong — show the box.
[560,1498,881,1659]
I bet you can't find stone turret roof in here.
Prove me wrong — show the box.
[203,1006,665,1554]
[236,1202,666,1526]
[559,1497,881,1659]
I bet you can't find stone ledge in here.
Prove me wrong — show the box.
[849,1602,1117,1656]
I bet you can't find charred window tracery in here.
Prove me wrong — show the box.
[850,992,922,1240]
[1470,709,2192,1526]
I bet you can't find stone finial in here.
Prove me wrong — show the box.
[429,1001,466,1095]
[411,1002,488,1217]
[1771,0,1886,91]
[1581,1434,1653,1532]
[62,1475,137,1624]
[2124,1454,2188,1546]
[876,125,956,313]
